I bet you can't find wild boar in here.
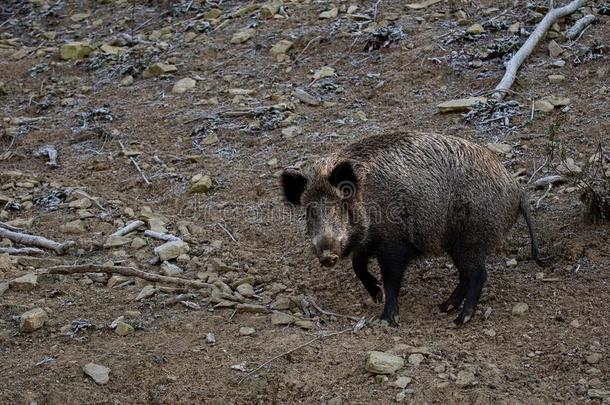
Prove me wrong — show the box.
[281,131,543,326]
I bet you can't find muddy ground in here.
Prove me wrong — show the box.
[1,0,609,403]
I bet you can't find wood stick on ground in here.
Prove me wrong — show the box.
[566,14,595,40]
[0,228,75,254]
[238,328,351,384]
[308,298,363,322]
[118,140,151,186]
[143,230,181,242]
[492,0,586,100]
[112,220,145,237]
[0,221,24,232]
[0,247,46,255]
[45,264,214,289]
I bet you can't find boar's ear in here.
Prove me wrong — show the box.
[329,160,358,198]
[281,169,308,205]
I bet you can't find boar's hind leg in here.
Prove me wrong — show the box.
[437,271,468,314]
[352,251,382,303]
[449,248,487,326]
[377,245,413,326]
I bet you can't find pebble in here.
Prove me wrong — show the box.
[120,75,134,86]
[236,283,254,298]
[392,376,412,389]
[319,7,338,19]
[0,282,8,296]
[437,96,487,113]
[104,235,130,248]
[294,319,314,330]
[313,66,335,80]
[534,99,554,113]
[586,353,602,365]
[20,307,48,332]
[365,351,405,375]
[506,258,518,267]
[512,302,529,315]
[548,74,566,83]
[190,174,213,194]
[60,42,94,60]
[548,40,563,58]
[408,353,425,366]
[237,303,269,313]
[294,87,320,106]
[131,237,146,250]
[483,328,497,337]
[206,333,216,344]
[270,40,293,58]
[455,370,476,387]
[60,219,86,234]
[239,326,255,336]
[154,240,190,261]
[270,311,295,325]
[570,319,581,328]
[83,363,110,385]
[0,254,12,270]
[161,261,183,277]
[546,95,570,107]
[281,126,302,138]
[172,78,196,94]
[142,63,177,78]
[230,28,255,44]
[588,389,610,399]
[10,273,38,291]
[135,285,156,301]
[556,158,582,175]
[487,143,512,155]
[114,321,134,336]
[467,24,485,34]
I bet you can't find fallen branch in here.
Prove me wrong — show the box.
[112,220,145,237]
[566,14,595,40]
[45,264,214,289]
[492,0,586,100]
[0,247,46,255]
[238,328,351,384]
[118,140,151,186]
[0,221,23,232]
[536,183,553,209]
[143,230,181,242]
[307,297,362,322]
[0,228,74,254]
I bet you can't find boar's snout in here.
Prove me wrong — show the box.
[319,251,339,267]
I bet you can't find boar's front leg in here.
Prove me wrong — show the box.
[352,250,382,303]
[449,247,488,326]
[376,244,413,326]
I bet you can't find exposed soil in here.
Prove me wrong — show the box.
[1,0,609,403]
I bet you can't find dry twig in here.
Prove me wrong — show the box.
[566,14,595,41]
[143,230,181,242]
[0,228,74,254]
[0,247,46,255]
[493,0,586,99]
[45,264,214,289]
[112,220,145,237]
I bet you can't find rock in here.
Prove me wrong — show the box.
[172,78,196,94]
[230,28,255,44]
[534,99,554,113]
[392,376,412,389]
[236,283,254,298]
[237,303,270,313]
[319,7,338,19]
[0,282,8,296]
[190,174,213,193]
[508,22,520,33]
[267,158,278,167]
[557,158,582,175]
[0,253,12,270]
[486,143,512,155]
[154,240,190,261]
[588,389,610,399]
[10,273,38,291]
[60,219,86,234]
[545,95,570,107]
[100,44,125,55]
[261,0,282,18]
[455,370,476,387]
[295,319,314,329]
[313,66,335,80]
[270,40,293,58]
[135,285,156,301]
[512,302,529,315]
[70,12,90,22]
[131,237,146,250]
[437,97,487,113]
[570,319,581,328]
[294,87,320,106]
[271,311,295,325]
[552,59,566,67]
[408,353,425,366]
[142,63,177,78]
[69,198,92,209]
[548,74,566,83]
[120,75,134,86]
[506,258,518,267]
[161,261,183,276]
[60,42,94,60]
[483,328,496,337]
[281,126,302,138]
[365,351,405,375]
[20,307,48,332]
[83,363,110,385]
[114,321,134,336]
[548,40,563,58]
[104,235,130,248]
[107,275,130,288]
[467,24,485,34]
[586,353,602,364]
[206,333,216,344]
[239,326,255,336]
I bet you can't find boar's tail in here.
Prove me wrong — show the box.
[519,194,547,267]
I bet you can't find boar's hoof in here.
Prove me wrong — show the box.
[452,311,473,327]
[437,301,456,314]
[371,288,383,304]
[375,314,399,327]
